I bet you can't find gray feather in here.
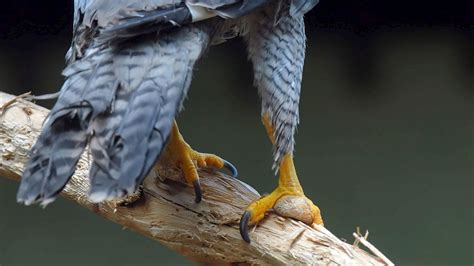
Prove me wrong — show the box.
[18,0,319,205]
[16,115,88,206]
[245,4,306,170]
[212,0,272,18]
[88,25,212,202]
[91,0,272,47]
[95,4,193,47]
[19,24,212,205]
[17,51,118,206]
[290,0,319,16]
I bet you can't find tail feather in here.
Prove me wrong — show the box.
[88,40,184,202]
[17,51,117,205]
[87,89,129,200]
[18,25,211,205]
[17,112,89,206]
[88,84,169,201]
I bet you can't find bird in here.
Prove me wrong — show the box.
[17,0,323,243]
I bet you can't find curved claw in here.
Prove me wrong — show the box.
[223,159,238,178]
[192,179,202,203]
[239,210,252,243]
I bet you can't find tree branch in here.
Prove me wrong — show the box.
[0,91,392,265]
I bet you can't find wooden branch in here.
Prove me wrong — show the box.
[0,91,392,265]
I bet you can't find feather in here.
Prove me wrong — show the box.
[95,3,193,47]
[18,0,320,206]
[245,4,306,170]
[87,26,211,202]
[212,0,272,18]
[290,0,320,16]
[17,50,118,206]
[94,0,273,46]
[19,25,211,205]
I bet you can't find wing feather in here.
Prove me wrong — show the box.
[72,0,271,48]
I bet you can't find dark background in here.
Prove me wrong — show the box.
[0,0,472,265]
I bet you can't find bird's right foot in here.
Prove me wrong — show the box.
[239,113,323,243]
[239,154,323,243]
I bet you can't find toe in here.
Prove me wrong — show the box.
[195,156,207,168]
[181,156,202,203]
[203,154,224,168]
[199,153,239,178]
[308,200,324,225]
[239,192,280,243]
[273,195,323,225]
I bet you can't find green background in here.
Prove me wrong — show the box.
[0,25,472,265]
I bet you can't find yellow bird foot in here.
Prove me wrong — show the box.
[160,121,238,203]
[239,154,323,243]
[239,191,323,242]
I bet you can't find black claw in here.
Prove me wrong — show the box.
[223,160,238,178]
[193,179,202,203]
[239,210,252,243]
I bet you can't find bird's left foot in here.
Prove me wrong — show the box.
[159,121,238,203]
[239,154,323,243]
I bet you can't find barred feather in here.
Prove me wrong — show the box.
[88,28,210,201]
[245,4,306,170]
[18,25,212,205]
[17,50,118,206]
[18,0,319,205]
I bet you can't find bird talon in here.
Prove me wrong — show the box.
[237,154,324,243]
[161,121,237,203]
[223,159,238,178]
[192,179,202,203]
[239,210,252,243]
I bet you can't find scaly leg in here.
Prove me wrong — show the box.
[239,115,323,243]
[159,120,238,203]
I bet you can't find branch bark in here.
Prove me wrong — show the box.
[0,91,392,265]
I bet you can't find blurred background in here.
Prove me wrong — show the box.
[0,0,472,265]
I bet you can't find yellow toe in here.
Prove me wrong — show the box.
[240,153,324,243]
[159,121,237,203]
[244,188,323,226]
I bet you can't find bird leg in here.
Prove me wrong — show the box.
[239,114,323,243]
[158,120,238,203]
